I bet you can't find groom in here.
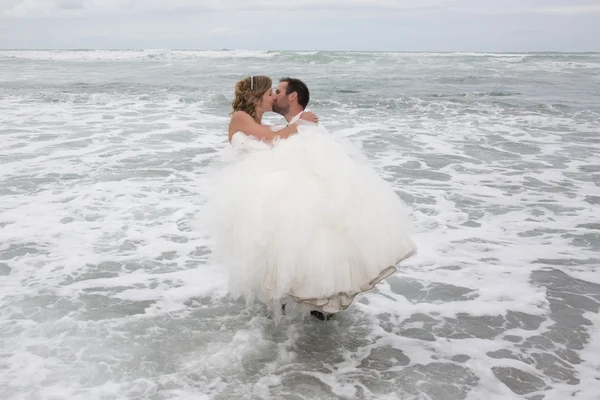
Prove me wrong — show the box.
[273,78,331,321]
[273,77,317,126]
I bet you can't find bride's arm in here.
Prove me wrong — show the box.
[299,111,319,124]
[229,112,297,142]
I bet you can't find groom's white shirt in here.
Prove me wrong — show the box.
[286,111,305,126]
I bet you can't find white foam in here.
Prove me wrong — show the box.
[1,51,599,399]
[0,49,277,61]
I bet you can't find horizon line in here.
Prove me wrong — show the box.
[1,48,599,54]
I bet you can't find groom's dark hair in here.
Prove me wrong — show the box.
[280,77,310,109]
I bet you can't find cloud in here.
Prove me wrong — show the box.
[56,0,84,10]
[0,0,443,16]
[3,0,600,18]
[524,5,600,16]
[209,27,232,36]
[0,0,503,17]
[454,2,600,16]
[0,0,598,51]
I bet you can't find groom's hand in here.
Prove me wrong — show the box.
[299,111,319,125]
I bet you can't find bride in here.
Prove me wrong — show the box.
[206,75,417,321]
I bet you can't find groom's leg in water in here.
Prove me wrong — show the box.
[281,303,334,321]
[310,310,334,321]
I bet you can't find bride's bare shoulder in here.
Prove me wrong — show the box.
[228,112,252,140]
[230,111,252,122]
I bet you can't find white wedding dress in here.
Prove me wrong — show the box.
[205,122,417,318]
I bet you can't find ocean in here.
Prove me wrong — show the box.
[1,49,599,400]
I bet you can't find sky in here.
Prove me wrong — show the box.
[1,0,599,51]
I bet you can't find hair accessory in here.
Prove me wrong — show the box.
[250,76,254,90]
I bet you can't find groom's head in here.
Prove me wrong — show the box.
[273,77,310,116]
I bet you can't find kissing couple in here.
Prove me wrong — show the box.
[205,75,417,322]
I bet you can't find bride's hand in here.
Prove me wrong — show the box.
[300,111,319,125]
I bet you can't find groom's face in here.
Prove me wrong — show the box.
[273,82,290,115]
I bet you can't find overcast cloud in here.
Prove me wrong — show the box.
[1,0,598,51]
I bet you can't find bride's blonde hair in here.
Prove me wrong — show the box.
[231,75,272,122]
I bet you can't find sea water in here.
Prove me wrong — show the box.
[1,50,600,399]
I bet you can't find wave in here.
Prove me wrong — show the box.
[431,91,521,98]
[0,49,279,61]
[2,49,598,64]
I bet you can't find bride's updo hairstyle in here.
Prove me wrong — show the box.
[231,75,272,122]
